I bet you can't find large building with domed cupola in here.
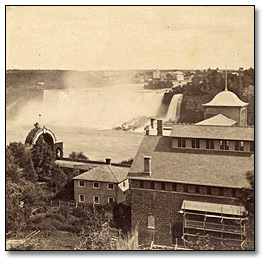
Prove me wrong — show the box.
[128,87,254,250]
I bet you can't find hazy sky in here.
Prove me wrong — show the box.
[6,6,254,70]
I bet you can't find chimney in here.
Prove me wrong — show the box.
[105,158,111,165]
[150,117,156,129]
[144,156,151,176]
[157,119,163,136]
[145,125,150,135]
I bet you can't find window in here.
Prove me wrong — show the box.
[206,139,210,149]
[178,138,186,148]
[140,180,144,188]
[93,196,99,204]
[182,138,186,148]
[79,194,85,203]
[123,181,126,187]
[107,183,114,190]
[148,215,155,229]
[250,141,254,152]
[206,139,214,150]
[231,189,236,198]
[240,141,244,151]
[93,182,100,189]
[196,139,200,149]
[210,140,214,149]
[225,140,229,150]
[191,139,196,148]
[192,138,200,148]
[151,182,155,189]
[195,186,200,194]
[79,180,85,187]
[219,188,224,196]
[207,187,212,195]
[235,141,240,151]
[108,197,114,204]
[220,140,225,150]
[161,182,166,190]
[172,183,177,192]
[184,184,188,193]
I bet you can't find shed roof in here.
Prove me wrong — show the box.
[180,200,246,216]
[170,124,254,141]
[73,164,129,183]
[195,114,237,127]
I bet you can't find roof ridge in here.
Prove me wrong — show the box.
[106,165,119,183]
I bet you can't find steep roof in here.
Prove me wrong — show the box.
[202,90,248,107]
[195,114,237,127]
[128,135,253,188]
[73,164,129,183]
[170,124,254,141]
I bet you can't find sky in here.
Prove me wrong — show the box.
[6,6,254,70]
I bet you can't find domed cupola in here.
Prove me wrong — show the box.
[202,88,249,127]
[202,90,248,107]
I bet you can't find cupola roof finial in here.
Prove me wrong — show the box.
[225,65,228,91]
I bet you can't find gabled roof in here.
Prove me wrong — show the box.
[170,124,254,141]
[128,135,253,188]
[73,165,129,183]
[202,90,248,107]
[195,114,237,127]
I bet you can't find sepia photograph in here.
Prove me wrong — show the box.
[5,5,254,251]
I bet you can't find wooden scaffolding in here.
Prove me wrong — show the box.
[180,201,248,250]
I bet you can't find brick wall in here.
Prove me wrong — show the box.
[130,180,241,246]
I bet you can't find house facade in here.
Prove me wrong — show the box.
[73,161,129,206]
[128,89,254,249]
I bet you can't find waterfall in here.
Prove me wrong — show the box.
[12,84,166,130]
[166,94,183,122]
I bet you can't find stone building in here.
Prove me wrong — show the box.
[128,89,254,249]
[73,159,129,205]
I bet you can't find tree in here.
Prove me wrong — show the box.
[6,178,47,234]
[69,151,89,160]
[31,136,55,180]
[6,148,20,182]
[7,142,27,168]
[238,171,254,215]
[238,171,254,249]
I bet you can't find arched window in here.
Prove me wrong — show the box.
[148,215,155,229]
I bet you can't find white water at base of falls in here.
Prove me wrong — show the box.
[165,94,183,122]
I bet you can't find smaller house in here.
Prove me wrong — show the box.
[73,160,129,205]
